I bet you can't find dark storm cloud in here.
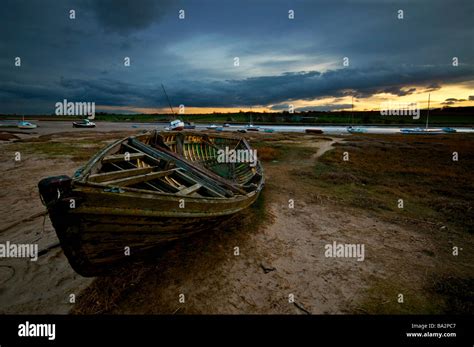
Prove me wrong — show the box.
[22,64,469,110]
[161,64,474,107]
[271,104,352,112]
[298,104,352,112]
[0,0,473,113]
[424,83,442,92]
[441,98,467,105]
[85,0,173,34]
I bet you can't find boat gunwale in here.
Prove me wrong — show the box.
[74,180,260,201]
[72,131,264,201]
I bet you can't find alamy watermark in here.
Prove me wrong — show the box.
[55,99,95,119]
[325,241,365,261]
[18,321,55,341]
[0,241,38,261]
[217,147,257,167]
[380,101,419,119]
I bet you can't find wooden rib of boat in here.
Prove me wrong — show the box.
[38,131,264,276]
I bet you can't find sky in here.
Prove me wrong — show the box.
[0,0,473,114]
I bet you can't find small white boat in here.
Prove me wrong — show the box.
[346,97,365,133]
[169,119,184,131]
[245,113,260,131]
[207,124,218,130]
[18,121,37,129]
[401,94,443,135]
[400,128,444,134]
[244,124,260,131]
[73,119,96,128]
[347,126,366,134]
[184,122,195,130]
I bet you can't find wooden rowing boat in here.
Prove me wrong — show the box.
[38,131,264,276]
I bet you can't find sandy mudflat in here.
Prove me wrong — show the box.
[0,156,93,313]
[0,127,473,314]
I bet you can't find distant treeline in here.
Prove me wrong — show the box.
[1,106,473,126]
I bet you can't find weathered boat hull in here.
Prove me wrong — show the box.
[39,131,264,276]
[49,204,251,276]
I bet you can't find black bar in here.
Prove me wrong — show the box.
[0,315,471,346]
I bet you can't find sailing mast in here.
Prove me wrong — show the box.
[351,96,354,125]
[161,83,175,117]
[425,93,430,129]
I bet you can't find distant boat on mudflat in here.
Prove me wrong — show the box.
[346,97,367,134]
[347,126,366,134]
[18,121,37,129]
[184,122,195,130]
[169,119,185,131]
[72,119,96,128]
[245,125,260,131]
[401,94,443,135]
[245,113,259,131]
[305,129,324,134]
[400,128,444,134]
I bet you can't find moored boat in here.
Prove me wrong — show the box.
[245,113,259,131]
[38,131,264,276]
[245,125,260,131]
[18,121,37,129]
[184,122,195,130]
[73,119,96,128]
[169,119,185,131]
[400,127,444,134]
[347,126,366,134]
[401,94,444,135]
[305,129,323,134]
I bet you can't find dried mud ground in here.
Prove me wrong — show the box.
[0,129,472,314]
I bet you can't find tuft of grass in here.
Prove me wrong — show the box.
[72,189,272,314]
[0,133,20,141]
[304,134,474,232]
[432,276,474,314]
[256,147,280,161]
[4,131,138,163]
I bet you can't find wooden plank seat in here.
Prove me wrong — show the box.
[101,169,178,187]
